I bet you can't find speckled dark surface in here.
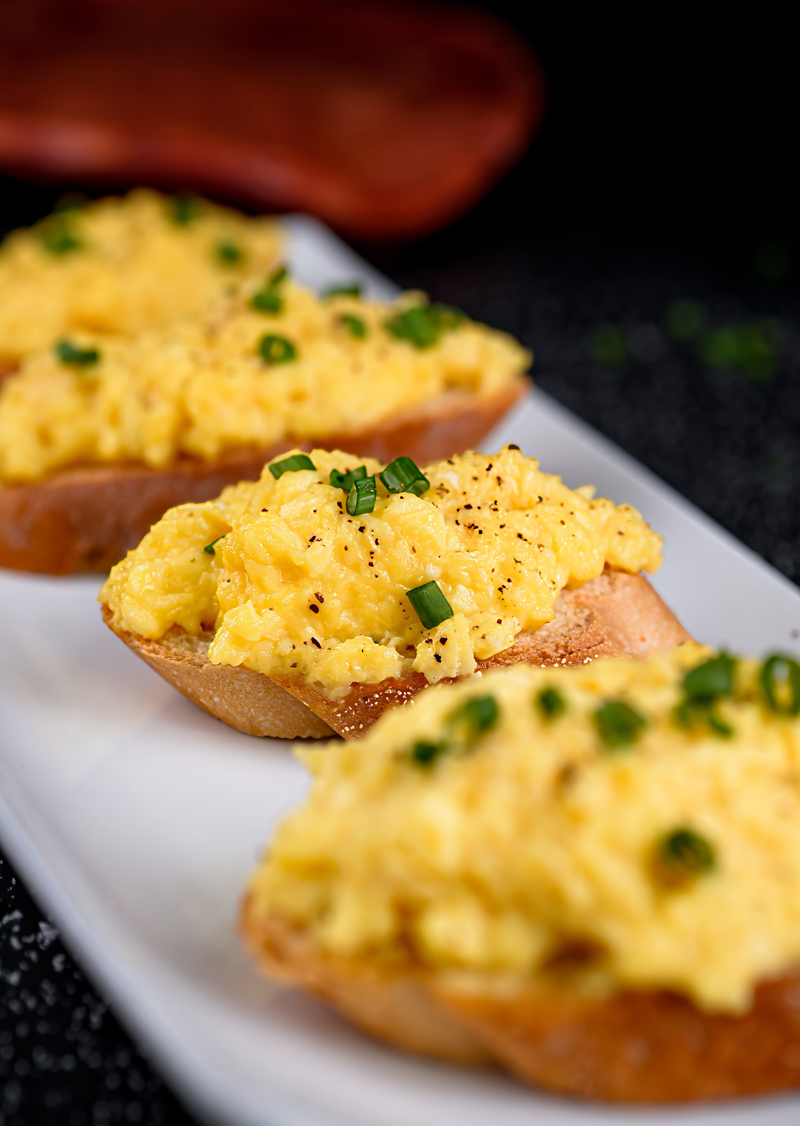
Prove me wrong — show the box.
[2,6,800,1124]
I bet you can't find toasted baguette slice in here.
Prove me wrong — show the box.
[102,571,690,741]
[1,378,525,574]
[246,911,800,1104]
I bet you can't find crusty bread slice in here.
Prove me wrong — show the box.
[245,911,800,1103]
[102,571,690,741]
[1,378,526,574]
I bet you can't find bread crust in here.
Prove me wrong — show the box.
[102,571,690,741]
[100,607,334,740]
[1,378,525,574]
[244,910,800,1104]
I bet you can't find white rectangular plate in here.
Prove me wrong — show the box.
[2,216,800,1126]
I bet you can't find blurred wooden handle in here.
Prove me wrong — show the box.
[0,0,545,238]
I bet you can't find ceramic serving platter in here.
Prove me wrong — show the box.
[1,216,799,1126]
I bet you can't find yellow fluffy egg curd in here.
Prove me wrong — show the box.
[0,275,528,483]
[249,646,800,1014]
[0,189,281,364]
[101,446,662,699]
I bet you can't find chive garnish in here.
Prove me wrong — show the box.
[54,339,100,368]
[269,454,316,479]
[594,700,646,750]
[341,314,367,339]
[672,698,734,739]
[760,653,800,715]
[380,457,429,497]
[216,240,243,265]
[411,740,446,767]
[250,266,289,315]
[652,827,715,887]
[429,303,463,331]
[384,306,439,349]
[448,695,499,745]
[250,289,282,314]
[673,652,738,738]
[323,282,363,298]
[406,581,453,630]
[384,302,463,348]
[537,686,566,720]
[170,193,200,226]
[683,652,737,702]
[410,694,499,768]
[203,535,226,555]
[346,476,377,516]
[330,465,367,492]
[258,334,297,364]
[40,221,82,256]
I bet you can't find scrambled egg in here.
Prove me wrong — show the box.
[0,272,528,483]
[101,446,662,697]
[249,646,800,1013]
[0,189,282,363]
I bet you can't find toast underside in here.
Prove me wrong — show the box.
[103,570,690,741]
[0,377,526,574]
[244,911,800,1104]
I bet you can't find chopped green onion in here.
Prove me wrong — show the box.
[258,334,297,364]
[216,240,243,265]
[384,305,439,349]
[250,288,283,314]
[330,465,367,491]
[683,652,737,702]
[406,581,453,630]
[170,193,201,226]
[761,653,800,715]
[410,694,499,768]
[341,314,367,339]
[324,282,363,298]
[537,686,566,720]
[54,339,100,368]
[411,739,447,767]
[448,695,499,745]
[250,266,288,314]
[429,303,464,331]
[380,456,430,497]
[708,712,734,738]
[652,827,715,887]
[672,698,734,739]
[346,476,377,516]
[40,221,82,255]
[203,535,226,555]
[269,454,316,479]
[594,700,646,750]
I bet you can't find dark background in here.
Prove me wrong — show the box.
[3,5,800,1123]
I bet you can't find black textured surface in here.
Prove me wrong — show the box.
[2,6,800,1124]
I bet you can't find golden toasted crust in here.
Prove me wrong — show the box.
[102,571,690,741]
[0,378,526,575]
[100,606,334,740]
[272,571,690,737]
[244,910,800,1104]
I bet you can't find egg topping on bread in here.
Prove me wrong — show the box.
[101,446,662,698]
[0,272,528,483]
[247,645,800,1014]
[0,189,282,366]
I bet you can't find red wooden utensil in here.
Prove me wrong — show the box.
[0,0,545,238]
